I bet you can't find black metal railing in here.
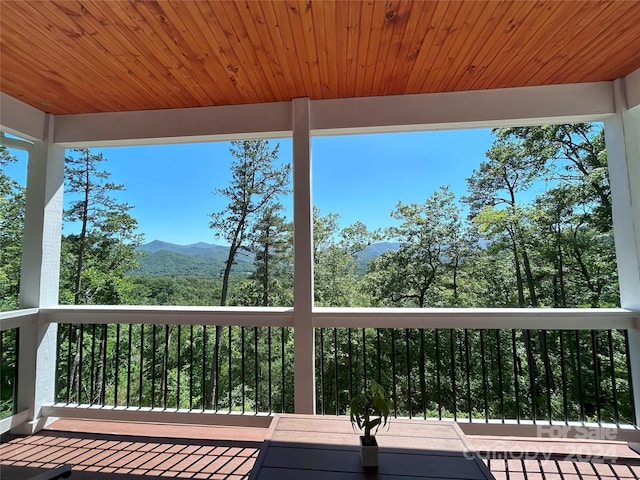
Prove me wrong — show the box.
[55,323,295,413]
[0,327,19,419]
[315,328,635,426]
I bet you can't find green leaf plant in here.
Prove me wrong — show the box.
[349,379,390,446]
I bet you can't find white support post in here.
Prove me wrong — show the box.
[292,97,316,414]
[604,78,640,430]
[14,114,65,434]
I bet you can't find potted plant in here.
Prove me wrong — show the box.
[349,379,390,468]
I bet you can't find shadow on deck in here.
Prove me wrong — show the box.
[1,419,639,479]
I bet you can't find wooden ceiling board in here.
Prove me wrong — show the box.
[147,1,223,105]
[225,2,288,102]
[405,2,450,93]
[374,1,416,97]
[85,1,194,109]
[234,0,293,102]
[80,0,192,111]
[258,0,305,100]
[462,1,543,92]
[444,1,507,93]
[1,0,640,116]
[559,5,640,84]
[306,0,329,98]
[486,1,572,91]
[1,5,129,114]
[386,0,438,96]
[428,0,488,94]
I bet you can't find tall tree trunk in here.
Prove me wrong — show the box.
[521,246,538,307]
[263,239,269,307]
[73,155,91,305]
[213,237,242,408]
[509,231,526,307]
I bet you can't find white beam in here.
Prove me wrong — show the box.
[14,115,65,434]
[40,305,294,327]
[310,82,615,135]
[292,97,315,414]
[0,93,47,142]
[313,308,638,330]
[54,102,293,147]
[604,78,640,427]
[625,67,640,111]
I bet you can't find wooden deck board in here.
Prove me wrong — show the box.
[1,419,639,479]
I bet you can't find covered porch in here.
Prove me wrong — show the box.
[1,0,640,477]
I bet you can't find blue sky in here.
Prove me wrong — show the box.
[5,129,501,245]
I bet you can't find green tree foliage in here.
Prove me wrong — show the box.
[313,207,375,307]
[60,149,143,305]
[209,140,290,307]
[0,147,24,311]
[245,204,293,307]
[208,140,290,407]
[367,187,473,307]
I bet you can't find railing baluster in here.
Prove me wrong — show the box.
[189,325,194,411]
[163,324,169,410]
[114,324,120,406]
[319,328,325,415]
[559,330,568,424]
[623,330,636,425]
[362,328,367,393]
[268,326,272,414]
[89,324,96,405]
[464,329,472,421]
[405,328,412,418]
[524,330,537,423]
[13,329,19,414]
[66,325,72,404]
[101,324,107,405]
[480,330,488,422]
[607,330,619,425]
[376,329,381,384]
[575,330,585,422]
[419,329,426,419]
[201,325,206,411]
[228,326,232,411]
[391,328,398,417]
[281,327,286,412]
[139,324,144,407]
[241,326,246,413]
[334,328,339,415]
[348,328,353,399]
[254,327,259,414]
[126,324,132,407]
[176,325,181,410]
[496,330,505,422]
[511,329,520,423]
[591,330,602,425]
[77,324,84,404]
[541,330,552,423]
[449,329,457,421]
[435,329,442,420]
[151,324,157,409]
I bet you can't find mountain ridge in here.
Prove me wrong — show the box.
[129,240,400,278]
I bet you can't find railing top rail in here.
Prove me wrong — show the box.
[40,305,294,327]
[313,307,640,330]
[0,308,39,331]
[34,305,639,330]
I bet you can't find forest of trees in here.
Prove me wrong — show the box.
[0,125,633,424]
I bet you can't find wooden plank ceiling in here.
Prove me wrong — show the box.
[1,0,639,116]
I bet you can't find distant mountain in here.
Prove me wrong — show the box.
[354,242,401,275]
[129,240,400,278]
[129,240,254,278]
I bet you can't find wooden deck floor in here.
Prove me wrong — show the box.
[1,419,639,480]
